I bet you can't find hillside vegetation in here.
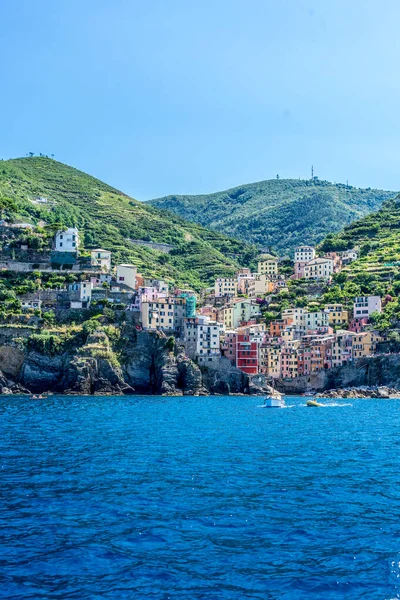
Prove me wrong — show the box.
[319,196,400,289]
[0,157,257,289]
[149,178,394,255]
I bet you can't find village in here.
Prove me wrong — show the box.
[1,222,385,383]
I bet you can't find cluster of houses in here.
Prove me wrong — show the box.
[16,231,382,381]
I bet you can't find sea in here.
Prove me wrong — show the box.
[1,395,400,599]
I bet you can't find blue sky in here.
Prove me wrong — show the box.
[1,0,400,198]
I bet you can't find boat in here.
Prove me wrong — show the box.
[264,395,285,408]
[306,399,324,407]
[263,382,285,408]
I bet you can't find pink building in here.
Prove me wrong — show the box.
[221,331,237,365]
[349,317,369,333]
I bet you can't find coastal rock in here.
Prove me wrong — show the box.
[0,346,24,378]
[176,348,204,395]
[315,385,400,399]
[18,351,64,392]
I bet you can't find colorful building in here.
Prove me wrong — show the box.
[257,255,278,276]
[215,278,238,298]
[236,334,259,374]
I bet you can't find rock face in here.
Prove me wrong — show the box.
[0,346,24,377]
[0,326,251,396]
[276,354,400,395]
[316,386,399,399]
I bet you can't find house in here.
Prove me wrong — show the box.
[353,296,382,318]
[247,273,274,298]
[183,316,221,362]
[303,257,334,280]
[349,317,369,333]
[215,277,238,298]
[340,249,359,264]
[54,228,79,252]
[325,304,349,327]
[281,308,306,326]
[236,333,259,374]
[141,296,187,333]
[294,246,316,263]
[80,281,93,303]
[221,331,237,365]
[331,331,355,367]
[231,299,261,328]
[237,269,255,294]
[351,331,381,359]
[90,249,111,272]
[257,255,278,276]
[304,310,329,331]
[281,346,299,379]
[21,297,42,311]
[259,343,281,377]
[116,264,137,290]
[269,319,292,337]
[217,304,234,329]
[293,246,316,280]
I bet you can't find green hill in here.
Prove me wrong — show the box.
[0,157,257,290]
[319,196,400,291]
[149,178,394,255]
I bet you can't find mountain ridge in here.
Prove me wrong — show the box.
[149,178,395,254]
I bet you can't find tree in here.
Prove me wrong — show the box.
[0,196,17,216]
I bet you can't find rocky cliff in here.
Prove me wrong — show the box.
[276,355,400,394]
[0,325,255,396]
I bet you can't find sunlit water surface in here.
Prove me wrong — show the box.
[1,395,400,599]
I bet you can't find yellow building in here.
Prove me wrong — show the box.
[352,331,381,359]
[217,305,234,329]
[257,255,278,276]
[325,304,349,327]
[259,344,281,377]
[141,297,186,332]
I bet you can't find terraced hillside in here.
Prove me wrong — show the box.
[0,157,258,289]
[150,178,394,254]
[319,196,400,291]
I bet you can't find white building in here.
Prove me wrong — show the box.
[80,281,93,303]
[353,296,382,318]
[303,257,334,280]
[55,227,79,252]
[90,249,111,272]
[215,278,238,298]
[116,264,137,290]
[304,310,329,330]
[21,298,42,311]
[183,315,221,361]
[294,246,316,263]
[281,307,307,326]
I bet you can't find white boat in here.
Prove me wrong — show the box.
[264,395,285,408]
[263,383,285,408]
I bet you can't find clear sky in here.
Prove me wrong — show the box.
[1,0,400,199]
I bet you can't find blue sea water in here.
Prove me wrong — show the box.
[1,396,400,599]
